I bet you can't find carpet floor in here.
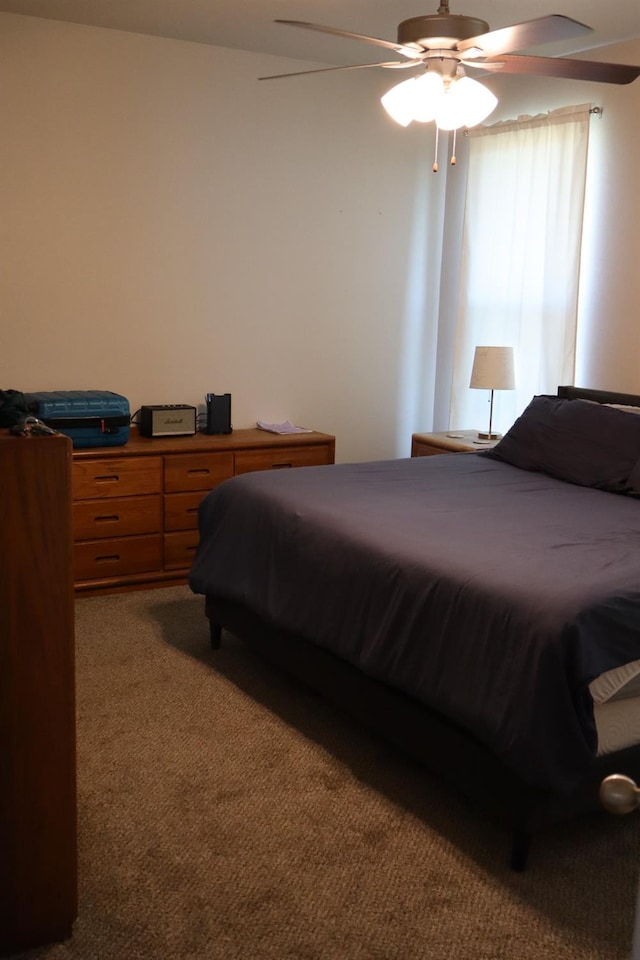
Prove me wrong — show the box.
[10,585,640,960]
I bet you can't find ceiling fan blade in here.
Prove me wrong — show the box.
[259,60,414,81]
[479,54,640,85]
[458,14,592,58]
[274,20,422,60]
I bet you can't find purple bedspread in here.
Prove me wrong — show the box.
[189,454,640,792]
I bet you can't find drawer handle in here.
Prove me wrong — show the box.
[186,507,199,514]
[271,462,293,469]
[95,554,120,564]
[95,514,119,523]
[187,468,210,476]
[94,474,119,483]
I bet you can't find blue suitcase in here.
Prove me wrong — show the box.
[25,390,130,449]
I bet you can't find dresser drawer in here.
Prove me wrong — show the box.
[164,452,234,494]
[74,535,162,581]
[73,495,162,541]
[164,531,200,570]
[234,445,330,475]
[72,457,162,500]
[164,492,207,532]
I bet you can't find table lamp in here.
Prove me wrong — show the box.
[469,346,515,441]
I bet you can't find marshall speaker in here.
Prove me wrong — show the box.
[205,393,232,434]
[139,404,196,438]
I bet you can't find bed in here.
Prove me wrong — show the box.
[188,386,640,869]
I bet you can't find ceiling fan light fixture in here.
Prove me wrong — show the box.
[380,76,419,126]
[434,75,498,129]
[381,70,447,126]
[382,71,497,130]
[411,71,446,121]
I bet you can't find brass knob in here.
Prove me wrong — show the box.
[600,774,640,815]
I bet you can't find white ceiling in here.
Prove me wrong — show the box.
[1,0,639,66]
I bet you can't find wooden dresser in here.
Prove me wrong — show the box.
[0,432,77,954]
[72,427,336,594]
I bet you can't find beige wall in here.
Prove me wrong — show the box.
[2,15,639,461]
[1,12,446,462]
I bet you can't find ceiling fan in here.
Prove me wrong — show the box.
[259,2,640,133]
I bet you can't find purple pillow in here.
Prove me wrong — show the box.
[485,395,640,493]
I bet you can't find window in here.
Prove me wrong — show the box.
[449,104,592,434]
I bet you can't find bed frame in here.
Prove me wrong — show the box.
[203,385,640,870]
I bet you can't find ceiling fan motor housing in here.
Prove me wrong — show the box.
[398,14,489,48]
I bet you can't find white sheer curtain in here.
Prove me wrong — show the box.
[449,104,592,434]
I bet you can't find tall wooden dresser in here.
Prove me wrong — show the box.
[0,431,77,954]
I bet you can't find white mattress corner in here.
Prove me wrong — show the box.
[592,660,640,755]
[589,659,640,704]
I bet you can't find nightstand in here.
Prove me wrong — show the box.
[411,430,500,457]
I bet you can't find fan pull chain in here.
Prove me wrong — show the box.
[433,126,459,172]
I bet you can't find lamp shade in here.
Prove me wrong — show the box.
[470,346,515,390]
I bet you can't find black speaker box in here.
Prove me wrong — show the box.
[205,393,232,434]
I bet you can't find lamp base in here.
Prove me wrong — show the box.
[477,431,500,441]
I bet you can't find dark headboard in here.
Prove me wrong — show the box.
[557,385,640,408]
